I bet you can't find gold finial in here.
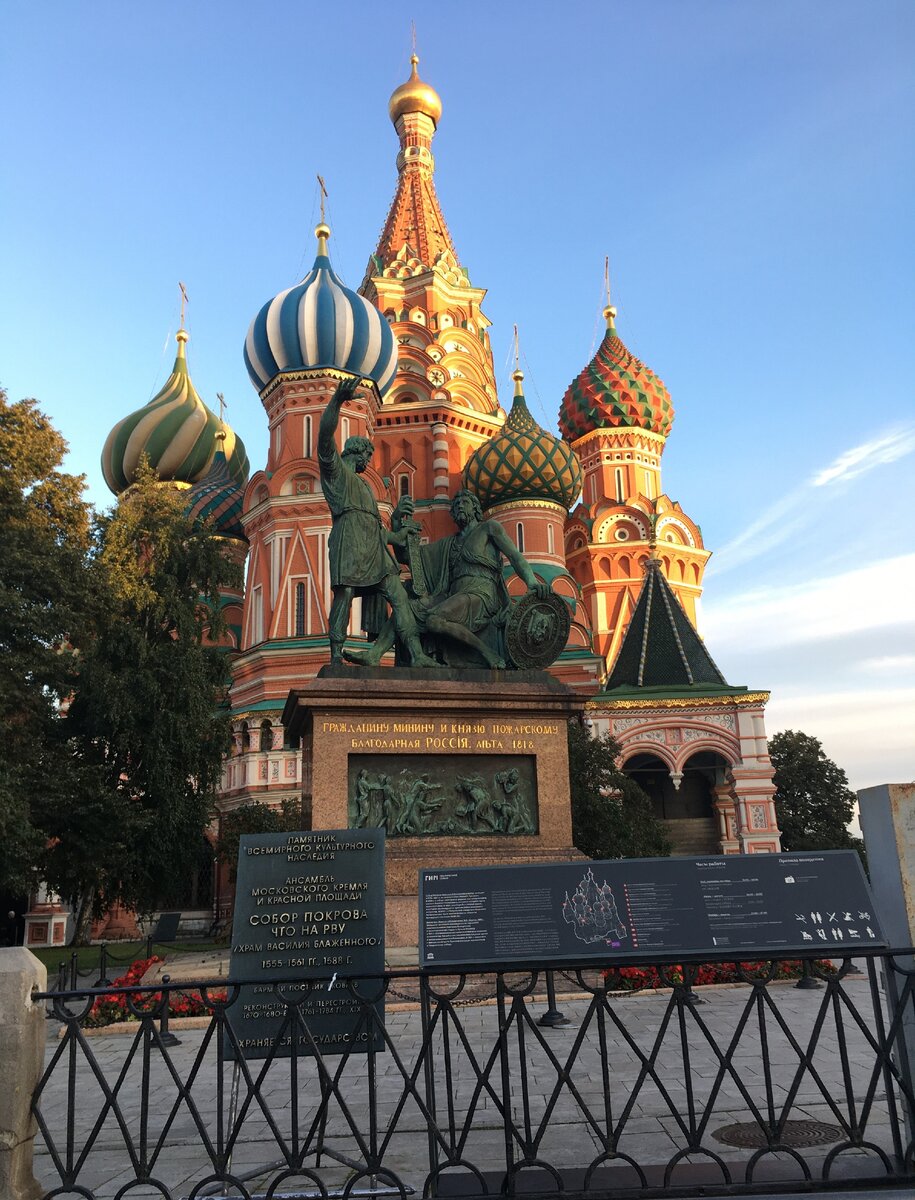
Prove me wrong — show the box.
[388,39,442,127]
[603,257,617,330]
[314,176,331,255]
[512,327,524,397]
[176,282,190,352]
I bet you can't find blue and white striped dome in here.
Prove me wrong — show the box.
[244,223,398,397]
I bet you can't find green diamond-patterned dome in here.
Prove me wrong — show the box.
[559,307,674,441]
[463,370,582,511]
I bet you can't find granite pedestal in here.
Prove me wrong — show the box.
[284,667,584,949]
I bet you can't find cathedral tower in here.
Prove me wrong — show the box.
[226,221,398,813]
[559,304,710,671]
[360,55,505,538]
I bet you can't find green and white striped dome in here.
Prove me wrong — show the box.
[102,329,248,495]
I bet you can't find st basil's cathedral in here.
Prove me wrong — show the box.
[99,54,781,924]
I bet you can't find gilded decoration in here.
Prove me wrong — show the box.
[589,693,770,711]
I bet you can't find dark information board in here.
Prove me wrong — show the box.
[419,850,885,968]
[227,828,384,1058]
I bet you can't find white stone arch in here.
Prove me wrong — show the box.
[672,730,741,775]
[618,737,678,775]
[656,515,696,548]
[595,511,651,544]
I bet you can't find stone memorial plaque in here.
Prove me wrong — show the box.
[226,828,384,1059]
[419,850,884,968]
[348,753,538,837]
[152,911,181,943]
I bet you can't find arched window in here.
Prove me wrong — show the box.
[260,720,273,752]
[304,414,313,458]
[516,523,525,552]
[547,523,554,555]
[399,474,410,498]
[294,581,306,637]
[614,468,624,502]
[241,722,250,753]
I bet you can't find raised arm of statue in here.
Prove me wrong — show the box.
[486,519,551,598]
[318,376,359,459]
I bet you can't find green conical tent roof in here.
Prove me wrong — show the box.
[606,557,729,690]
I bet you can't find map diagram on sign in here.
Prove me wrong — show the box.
[562,869,628,946]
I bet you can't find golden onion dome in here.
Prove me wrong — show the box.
[388,54,442,127]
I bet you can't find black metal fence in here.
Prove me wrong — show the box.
[48,937,159,992]
[32,949,915,1199]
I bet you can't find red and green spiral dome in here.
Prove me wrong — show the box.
[559,307,674,442]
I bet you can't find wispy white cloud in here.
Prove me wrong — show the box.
[764,687,915,792]
[708,423,915,576]
[700,554,915,789]
[703,553,915,651]
[857,653,915,674]
[811,425,915,487]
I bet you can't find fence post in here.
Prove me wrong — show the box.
[0,948,47,1200]
[859,782,915,1141]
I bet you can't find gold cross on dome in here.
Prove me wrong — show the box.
[216,392,227,421]
[179,281,189,328]
[317,174,328,223]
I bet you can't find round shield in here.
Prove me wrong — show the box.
[504,591,571,670]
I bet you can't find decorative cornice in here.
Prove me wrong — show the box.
[485,498,567,517]
[259,367,383,406]
[587,691,770,710]
[571,426,667,453]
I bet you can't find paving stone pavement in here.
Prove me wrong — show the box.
[32,976,914,1199]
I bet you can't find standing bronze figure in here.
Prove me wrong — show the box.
[318,378,436,667]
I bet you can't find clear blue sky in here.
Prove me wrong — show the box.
[2,1,913,788]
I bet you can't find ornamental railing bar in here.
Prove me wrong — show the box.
[31,948,915,1200]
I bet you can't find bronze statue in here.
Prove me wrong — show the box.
[318,378,437,667]
[344,489,552,669]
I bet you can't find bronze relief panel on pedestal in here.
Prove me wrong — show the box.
[348,754,538,837]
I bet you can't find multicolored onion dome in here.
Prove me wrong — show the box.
[244,223,398,397]
[559,306,674,441]
[463,369,583,511]
[102,329,249,496]
[184,439,246,541]
[388,53,443,127]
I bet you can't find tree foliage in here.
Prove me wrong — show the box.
[0,391,98,895]
[50,460,243,925]
[568,720,671,860]
[769,729,863,856]
[216,800,306,880]
[0,391,243,927]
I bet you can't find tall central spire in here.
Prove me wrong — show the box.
[361,49,499,428]
[368,53,459,277]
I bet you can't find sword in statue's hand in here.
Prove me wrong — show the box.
[394,495,429,597]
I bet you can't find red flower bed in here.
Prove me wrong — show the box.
[85,957,227,1028]
[603,959,836,992]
